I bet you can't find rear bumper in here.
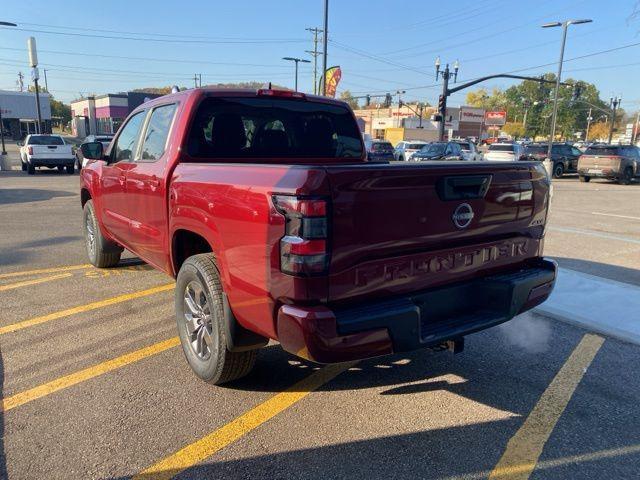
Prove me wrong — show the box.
[578,168,619,179]
[277,258,557,363]
[30,157,75,167]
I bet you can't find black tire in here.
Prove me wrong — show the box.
[66,164,74,174]
[175,254,258,385]
[82,199,122,268]
[58,165,65,173]
[27,162,35,175]
[21,156,27,171]
[579,175,590,183]
[553,163,564,179]
[76,155,82,172]
[618,167,633,185]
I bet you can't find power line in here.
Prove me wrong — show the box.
[8,27,307,45]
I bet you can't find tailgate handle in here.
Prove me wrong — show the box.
[436,175,492,200]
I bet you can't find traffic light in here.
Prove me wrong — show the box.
[365,94,371,107]
[437,94,446,114]
[384,93,392,107]
[572,84,582,101]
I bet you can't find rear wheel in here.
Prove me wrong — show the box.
[66,164,74,174]
[618,167,633,185]
[553,163,564,179]
[579,175,590,183]
[57,165,65,173]
[21,158,27,171]
[27,162,35,175]
[176,254,258,385]
[83,199,122,268]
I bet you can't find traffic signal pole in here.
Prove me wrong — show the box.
[437,70,450,141]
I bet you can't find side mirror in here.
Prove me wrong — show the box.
[80,141,104,161]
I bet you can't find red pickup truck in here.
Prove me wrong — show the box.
[79,88,556,385]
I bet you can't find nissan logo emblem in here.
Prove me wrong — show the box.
[452,203,474,229]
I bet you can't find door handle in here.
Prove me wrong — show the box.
[118,175,126,186]
[149,175,160,188]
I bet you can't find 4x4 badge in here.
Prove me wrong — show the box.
[452,203,474,229]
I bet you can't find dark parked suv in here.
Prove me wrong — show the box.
[524,143,582,178]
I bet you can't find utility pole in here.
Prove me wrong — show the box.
[43,68,48,92]
[585,108,593,141]
[608,96,621,144]
[306,27,322,95]
[1,21,17,157]
[27,37,43,134]
[193,74,199,88]
[282,57,310,92]
[395,90,405,127]
[321,0,329,95]
[199,73,202,88]
[435,57,459,141]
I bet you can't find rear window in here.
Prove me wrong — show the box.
[27,135,64,145]
[187,96,363,159]
[371,142,393,152]
[407,143,425,150]
[422,143,446,155]
[526,145,547,154]
[456,142,470,150]
[489,144,514,152]
[584,146,623,156]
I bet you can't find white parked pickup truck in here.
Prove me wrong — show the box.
[19,134,76,175]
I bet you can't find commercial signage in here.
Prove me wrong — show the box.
[460,106,485,124]
[485,111,507,126]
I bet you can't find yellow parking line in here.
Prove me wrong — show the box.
[489,333,605,479]
[134,361,356,480]
[0,283,174,335]
[0,272,73,292]
[1,337,180,412]
[0,263,93,280]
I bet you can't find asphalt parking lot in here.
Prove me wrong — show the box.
[1,154,640,479]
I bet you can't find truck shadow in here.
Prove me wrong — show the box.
[0,188,76,205]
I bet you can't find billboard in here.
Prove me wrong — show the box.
[485,111,507,126]
[460,106,485,123]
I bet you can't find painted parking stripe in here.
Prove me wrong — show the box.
[591,211,640,221]
[134,361,356,480]
[1,337,181,412]
[0,272,73,292]
[489,334,604,479]
[0,283,174,335]
[547,226,640,245]
[0,263,93,280]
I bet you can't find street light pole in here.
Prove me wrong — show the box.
[585,108,593,141]
[435,57,459,141]
[321,0,329,95]
[282,57,311,92]
[542,18,592,176]
[0,21,17,156]
[608,96,621,144]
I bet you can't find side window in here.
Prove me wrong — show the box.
[113,112,146,162]
[571,147,581,156]
[139,104,178,162]
[445,144,453,155]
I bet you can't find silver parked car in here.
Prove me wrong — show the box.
[484,143,526,161]
[393,140,427,161]
[452,140,483,161]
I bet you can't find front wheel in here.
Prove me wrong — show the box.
[618,167,633,185]
[82,199,122,267]
[579,175,591,183]
[175,254,258,385]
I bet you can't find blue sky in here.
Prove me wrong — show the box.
[1,0,639,109]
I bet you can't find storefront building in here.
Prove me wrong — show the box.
[0,90,52,139]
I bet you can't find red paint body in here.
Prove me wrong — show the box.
[81,88,556,363]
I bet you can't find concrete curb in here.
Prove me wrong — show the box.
[534,268,640,346]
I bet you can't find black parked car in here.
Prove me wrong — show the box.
[412,141,463,161]
[364,139,395,162]
[523,143,583,178]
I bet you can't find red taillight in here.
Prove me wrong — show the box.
[273,195,329,276]
[257,89,306,99]
[28,146,33,155]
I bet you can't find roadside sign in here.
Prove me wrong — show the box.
[485,111,507,126]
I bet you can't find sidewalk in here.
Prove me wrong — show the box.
[536,268,640,345]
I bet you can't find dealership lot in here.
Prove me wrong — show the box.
[1,167,640,479]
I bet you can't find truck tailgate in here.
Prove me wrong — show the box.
[31,144,73,158]
[325,161,549,304]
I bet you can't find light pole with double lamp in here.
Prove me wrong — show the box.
[542,18,592,177]
[282,57,311,92]
[0,21,17,157]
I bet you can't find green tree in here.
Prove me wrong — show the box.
[465,87,509,111]
[340,90,359,109]
[503,122,525,138]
